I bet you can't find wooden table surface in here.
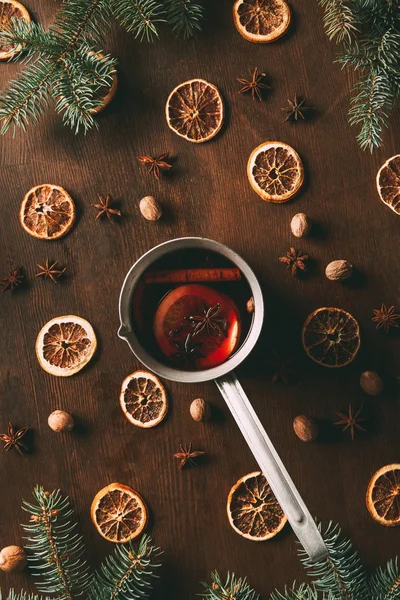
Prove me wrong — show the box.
[1,1,400,598]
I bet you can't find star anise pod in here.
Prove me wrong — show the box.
[279,248,308,277]
[187,303,227,338]
[237,67,271,101]
[0,266,24,292]
[0,422,28,455]
[266,351,297,384]
[372,304,400,333]
[172,334,204,368]
[92,193,121,222]
[36,260,66,283]
[334,405,366,441]
[281,94,313,122]
[137,153,172,180]
[173,443,206,469]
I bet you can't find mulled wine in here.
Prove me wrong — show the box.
[132,249,253,370]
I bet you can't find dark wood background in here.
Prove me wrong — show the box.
[1,1,400,598]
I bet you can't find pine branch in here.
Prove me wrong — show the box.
[110,0,165,41]
[50,0,111,48]
[90,534,162,600]
[298,522,370,600]
[0,19,62,61]
[165,0,204,39]
[317,0,359,43]
[200,571,259,600]
[22,486,93,600]
[270,583,318,600]
[0,592,46,600]
[371,558,400,600]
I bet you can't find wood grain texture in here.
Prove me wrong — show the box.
[1,1,400,598]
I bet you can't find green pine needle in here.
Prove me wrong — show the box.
[318,0,359,42]
[22,486,93,600]
[165,0,204,39]
[371,558,400,600]
[200,571,259,600]
[270,582,318,600]
[90,534,162,600]
[0,593,45,600]
[110,0,165,41]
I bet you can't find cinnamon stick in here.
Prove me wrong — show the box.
[143,268,242,284]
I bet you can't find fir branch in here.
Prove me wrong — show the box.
[200,571,259,600]
[110,0,165,41]
[50,0,111,48]
[22,486,93,600]
[371,558,400,600]
[317,0,359,43]
[0,593,46,600]
[90,534,162,600]
[298,522,370,600]
[165,0,204,39]
[0,19,62,61]
[270,583,318,600]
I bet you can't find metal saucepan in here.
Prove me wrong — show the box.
[118,237,327,562]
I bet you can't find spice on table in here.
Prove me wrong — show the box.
[188,303,227,337]
[281,94,313,122]
[92,193,121,222]
[139,196,162,221]
[0,266,24,292]
[137,153,172,179]
[334,404,366,440]
[0,546,27,572]
[290,213,311,238]
[266,351,296,385]
[360,371,383,396]
[279,247,308,277]
[372,304,400,333]
[293,415,319,442]
[48,410,74,432]
[36,260,66,283]
[144,268,242,284]
[190,398,211,422]
[325,260,353,281]
[237,67,271,101]
[174,443,206,468]
[0,422,28,455]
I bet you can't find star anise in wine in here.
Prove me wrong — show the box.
[266,351,297,385]
[0,422,28,455]
[92,193,121,222]
[372,304,400,333]
[0,266,24,292]
[279,248,308,277]
[173,443,206,469]
[334,405,366,441]
[36,260,66,283]
[187,303,227,338]
[281,94,313,122]
[172,334,204,368]
[237,67,271,101]
[137,153,172,179]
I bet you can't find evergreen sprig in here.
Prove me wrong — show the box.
[204,521,400,600]
[317,0,400,151]
[0,593,46,600]
[0,0,204,135]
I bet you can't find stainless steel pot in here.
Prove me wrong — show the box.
[118,237,327,562]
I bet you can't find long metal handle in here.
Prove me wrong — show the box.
[216,371,327,563]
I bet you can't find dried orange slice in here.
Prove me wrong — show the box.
[0,0,31,61]
[120,370,168,428]
[91,483,148,543]
[302,307,360,368]
[233,0,291,43]
[36,316,97,377]
[227,471,287,541]
[376,154,400,215]
[166,78,224,143]
[90,72,118,114]
[366,464,400,527]
[247,142,304,203]
[20,184,76,240]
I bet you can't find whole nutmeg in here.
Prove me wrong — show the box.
[246,297,255,314]
[0,546,27,572]
[190,398,211,422]
[325,260,353,281]
[293,415,319,442]
[360,371,383,396]
[48,410,74,433]
[139,196,162,221]
[290,213,311,238]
